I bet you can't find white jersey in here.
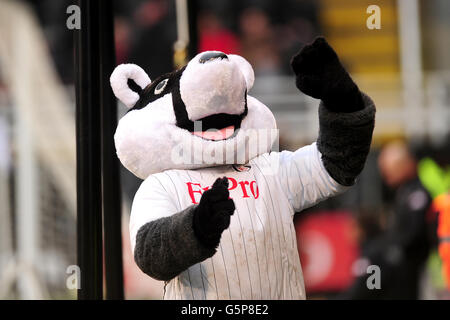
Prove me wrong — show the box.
[129,143,348,299]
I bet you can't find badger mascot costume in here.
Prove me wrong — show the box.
[110,37,376,299]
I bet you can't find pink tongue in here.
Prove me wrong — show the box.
[192,125,235,141]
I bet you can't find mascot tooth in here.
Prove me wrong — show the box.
[110,38,376,300]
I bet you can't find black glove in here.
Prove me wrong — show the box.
[193,177,235,249]
[291,37,364,113]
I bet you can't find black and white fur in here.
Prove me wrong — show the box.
[111,52,276,180]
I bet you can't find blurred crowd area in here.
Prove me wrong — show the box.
[25,0,321,81]
[0,0,449,299]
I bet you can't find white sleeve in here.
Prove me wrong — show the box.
[268,142,349,212]
[129,174,179,253]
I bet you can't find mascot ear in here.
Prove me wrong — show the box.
[110,64,151,108]
[228,54,255,91]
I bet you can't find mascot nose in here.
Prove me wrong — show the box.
[199,52,228,64]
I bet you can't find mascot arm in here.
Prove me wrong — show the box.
[316,93,375,186]
[291,37,376,187]
[267,143,349,212]
[131,176,234,281]
[130,176,215,281]
[134,205,216,281]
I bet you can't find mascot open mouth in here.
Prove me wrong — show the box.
[175,88,249,141]
[192,125,235,141]
[190,108,247,141]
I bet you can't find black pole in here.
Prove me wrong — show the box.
[98,0,124,300]
[187,0,198,59]
[75,0,103,300]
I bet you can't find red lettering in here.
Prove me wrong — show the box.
[186,182,203,204]
[187,179,259,202]
[250,181,259,199]
[227,177,237,191]
[238,181,250,198]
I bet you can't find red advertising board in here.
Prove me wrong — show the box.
[295,211,360,293]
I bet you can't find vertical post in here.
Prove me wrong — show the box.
[187,0,198,59]
[98,0,124,300]
[75,0,104,300]
[14,102,42,299]
[397,0,424,142]
[174,0,198,68]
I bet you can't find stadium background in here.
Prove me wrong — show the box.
[0,0,449,299]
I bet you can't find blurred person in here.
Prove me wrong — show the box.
[434,193,450,291]
[276,17,319,74]
[114,17,133,65]
[270,0,321,74]
[338,141,434,299]
[128,0,176,79]
[238,7,281,75]
[418,157,450,291]
[198,11,240,54]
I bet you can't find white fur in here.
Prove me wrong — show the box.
[180,52,247,121]
[110,64,151,108]
[228,54,255,90]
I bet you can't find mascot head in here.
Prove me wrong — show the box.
[111,51,277,179]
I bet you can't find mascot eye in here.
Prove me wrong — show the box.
[154,79,168,95]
